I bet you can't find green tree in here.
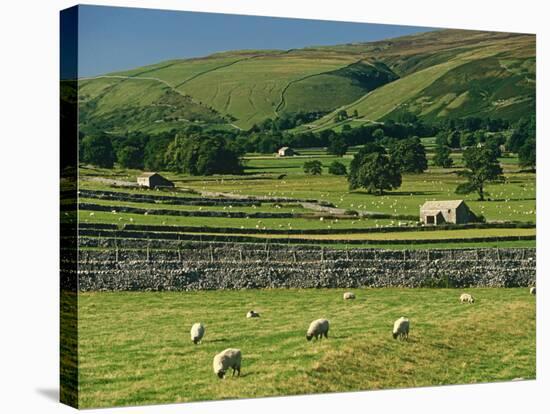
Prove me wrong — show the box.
[348,145,401,195]
[435,131,449,147]
[455,147,504,201]
[164,134,242,175]
[144,133,173,171]
[485,135,505,158]
[327,135,348,157]
[447,130,461,148]
[336,110,349,122]
[433,143,453,168]
[518,138,536,170]
[117,145,144,169]
[389,137,427,173]
[258,134,280,154]
[508,116,535,153]
[474,130,487,144]
[372,128,385,141]
[459,131,476,148]
[80,134,115,168]
[328,161,347,176]
[303,160,323,175]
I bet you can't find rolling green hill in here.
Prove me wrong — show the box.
[78,29,535,134]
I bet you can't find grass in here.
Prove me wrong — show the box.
[78,210,410,230]
[79,197,311,214]
[76,288,535,408]
[301,36,534,131]
[178,53,358,129]
[77,149,535,247]
[210,227,535,241]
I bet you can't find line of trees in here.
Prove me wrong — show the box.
[79,112,534,183]
[79,127,243,175]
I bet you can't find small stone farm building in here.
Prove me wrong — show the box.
[277,147,295,157]
[137,172,174,188]
[420,200,474,225]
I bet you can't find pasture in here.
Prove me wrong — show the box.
[77,143,535,250]
[76,288,535,408]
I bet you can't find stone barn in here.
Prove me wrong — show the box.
[277,147,295,157]
[420,200,474,225]
[137,172,174,189]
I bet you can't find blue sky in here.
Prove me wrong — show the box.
[75,5,434,77]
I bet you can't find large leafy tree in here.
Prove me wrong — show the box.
[327,135,348,157]
[455,147,504,201]
[303,160,323,175]
[348,144,401,195]
[143,133,173,171]
[519,138,536,170]
[433,143,453,168]
[328,161,347,176]
[389,136,427,173]
[117,145,144,169]
[508,116,535,153]
[80,133,115,168]
[164,134,242,175]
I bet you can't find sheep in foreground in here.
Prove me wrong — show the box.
[530,287,536,295]
[460,293,475,304]
[246,310,260,318]
[213,348,242,379]
[306,319,329,341]
[392,317,410,340]
[343,292,356,300]
[190,322,205,344]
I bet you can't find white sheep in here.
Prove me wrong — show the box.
[530,287,536,295]
[392,317,410,340]
[190,322,205,344]
[343,292,356,300]
[246,310,260,318]
[213,348,242,379]
[306,318,329,341]
[460,293,475,304]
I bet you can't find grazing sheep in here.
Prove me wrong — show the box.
[306,319,329,341]
[392,317,410,340]
[460,293,475,304]
[213,348,242,379]
[530,287,536,295]
[190,322,205,344]
[343,292,356,300]
[246,310,260,318]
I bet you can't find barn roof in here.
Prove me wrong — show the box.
[139,172,159,178]
[420,200,465,211]
[279,147,290,151]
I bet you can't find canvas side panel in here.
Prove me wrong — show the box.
[60,5,79,409]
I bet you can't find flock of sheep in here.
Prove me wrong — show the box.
[190,287,536,379]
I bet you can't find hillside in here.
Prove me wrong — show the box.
[78,29,535,133]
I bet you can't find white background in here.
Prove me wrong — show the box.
[0,0,546,412]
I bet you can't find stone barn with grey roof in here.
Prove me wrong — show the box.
[137,172,174,189]
[420,200,475,225]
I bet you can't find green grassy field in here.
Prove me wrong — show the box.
[77,143,535,249]
[79,30,535,135]
[77,288,535,408]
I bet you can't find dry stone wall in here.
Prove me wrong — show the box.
[63,245,536,291]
